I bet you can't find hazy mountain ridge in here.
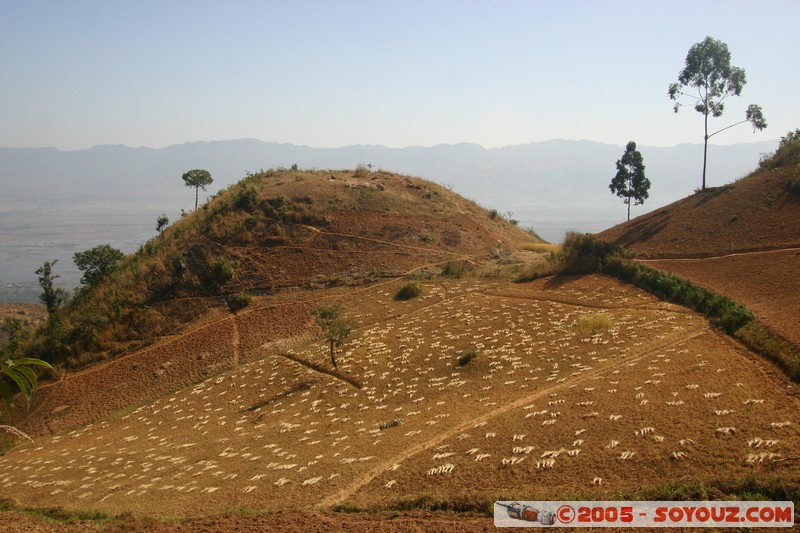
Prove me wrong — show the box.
[0,138,776,301]
[1,138,776,205]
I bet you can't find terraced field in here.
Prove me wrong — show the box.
[2,275,797,523]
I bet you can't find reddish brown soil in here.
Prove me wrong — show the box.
[643,249,800,346]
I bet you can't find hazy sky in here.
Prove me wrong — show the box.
[2,0,798,150]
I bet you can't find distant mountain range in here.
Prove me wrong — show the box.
[0,138,777,301]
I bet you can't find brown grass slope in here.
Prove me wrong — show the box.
[597,166,800,258]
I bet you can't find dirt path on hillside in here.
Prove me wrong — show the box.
[298,224,469,256]
[637,245,800,262]
[318,326,707,508]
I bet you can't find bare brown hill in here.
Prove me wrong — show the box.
[598,166,800,258]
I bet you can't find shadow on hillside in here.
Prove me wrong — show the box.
[692,185,734,207]
[611,210,671,247]
[543,274,585,290]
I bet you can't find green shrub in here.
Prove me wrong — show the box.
[488,209,499,220]
[736,322,800,382]
[395,281,422,300]
[172,254,187,274]
[457,349,478,367]
[228,292,252,312]
[378,418,403,430]
[442,260,470,278]
[235,186,258,211]
[560,232,625,274]
[759,128,800,170]
[208,256,238,286]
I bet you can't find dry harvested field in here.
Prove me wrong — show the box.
[2,274,798,529]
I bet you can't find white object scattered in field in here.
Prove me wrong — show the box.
[427,463,455,475]
[535,458,555,469]
[746,453,783,463]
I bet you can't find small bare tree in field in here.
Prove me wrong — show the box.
[314,306,351,369]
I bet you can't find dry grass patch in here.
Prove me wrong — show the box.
[519,243,561,254]
[574,314,612,337]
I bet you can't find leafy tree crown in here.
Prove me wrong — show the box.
[182,169,213,190]
[610,141,650,220]
[74,244,125,287]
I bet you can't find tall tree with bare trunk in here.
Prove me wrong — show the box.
[668,36,767,190]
